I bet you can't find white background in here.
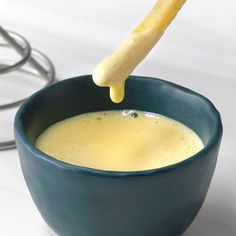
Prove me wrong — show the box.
[0,0,236,235]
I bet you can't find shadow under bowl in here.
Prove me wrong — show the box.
[14,75,222,236]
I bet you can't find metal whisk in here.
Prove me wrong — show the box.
[0,25,57,150]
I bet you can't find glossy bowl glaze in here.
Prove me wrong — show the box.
[14,75,222,236]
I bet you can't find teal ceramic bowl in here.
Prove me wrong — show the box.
[14,75,222,236]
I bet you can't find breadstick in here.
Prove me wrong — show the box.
[93,0,187,103]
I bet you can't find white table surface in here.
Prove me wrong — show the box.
[0,0,235,235]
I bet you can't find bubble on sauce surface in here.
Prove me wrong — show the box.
[131,112,138,119]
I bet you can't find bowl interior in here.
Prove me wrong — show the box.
[16,75,221,157]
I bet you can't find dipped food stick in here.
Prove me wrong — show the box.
[93,0,187,103]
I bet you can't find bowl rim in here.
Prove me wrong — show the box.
[14,75,223,177]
